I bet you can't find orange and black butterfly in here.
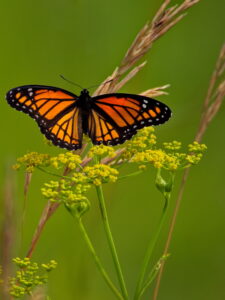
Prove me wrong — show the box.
[6,85,171,150]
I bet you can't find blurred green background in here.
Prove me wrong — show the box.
[0,0,225,299]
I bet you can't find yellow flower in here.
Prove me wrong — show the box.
[50,152,82,170]
[163,141,182,151]
[84,164,119,185]
[10,258,57,298]
[88,145,116,158]
[122,127,157,160]
[188,141,207,152]
[13,152,50,172]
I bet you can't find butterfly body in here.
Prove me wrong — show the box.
[6,85,172,150]
[78,89,93,134]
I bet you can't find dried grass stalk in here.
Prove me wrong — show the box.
[195,43,225,141]
[28,286,47,300]
[153,42,225,300]
[94,0,201,96]
[141,84,170,97]
[0,163,16,300]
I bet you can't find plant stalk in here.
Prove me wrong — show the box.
[95,183,129,300]
[73,215,123,300]
[134,192,170,300]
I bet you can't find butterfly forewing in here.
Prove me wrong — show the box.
[6,85,82,150]
[88,93,171,146]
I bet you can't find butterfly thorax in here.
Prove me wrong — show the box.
[78,89,92,134]
[78,89,92,111]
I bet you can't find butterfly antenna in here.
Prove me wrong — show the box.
[87,79,114,90]
[60,74,84,90]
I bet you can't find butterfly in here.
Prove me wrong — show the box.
[6,85,172,150]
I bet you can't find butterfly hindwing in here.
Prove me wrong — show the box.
[88,93,171,146]
[6,85,82,150]
[88,109,134,146]
[41,105,82,150]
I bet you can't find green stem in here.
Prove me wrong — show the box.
[95,184,129,300]
[118,170,143,181]
[37,166,71,179]
[139,254,169,298]
[134,193,170,300]
[139,266,158,298]
[73,214,123,300]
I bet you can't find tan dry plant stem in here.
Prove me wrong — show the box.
[153,43,225,300]
[93,0,201,96]
[1,163,16,300]
[26,201,59,258]
[140,84,170,97]
[28,286,47,300]
[25,0,201,259]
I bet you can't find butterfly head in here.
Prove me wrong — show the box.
[80,89,89,96]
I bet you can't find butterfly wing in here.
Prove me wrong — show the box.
[88,93,171,146]
[6,85,82,150]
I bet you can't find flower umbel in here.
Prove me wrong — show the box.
[128,134,206,171]
[50,152,82,170]
[88,145,116,159]
[84,164,119,186]
[122,127,157,160]
[13,152,50,172]
[9,257,57,298]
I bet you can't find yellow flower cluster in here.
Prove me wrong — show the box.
[163,141,182,150]
[88,145,116,158]
[131,139,206,171]
[84,164,119,186]
[13,152,50,172]
[131,149,179,170]
[188,141,207,152]
[41,260,58,272]
[50,152,82,170]
[41,180,60,201]
[123,127,157,160]
[41,164,118,209]
[9,257,57,298]
[41,177,91,207]
[185,153,203,165]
